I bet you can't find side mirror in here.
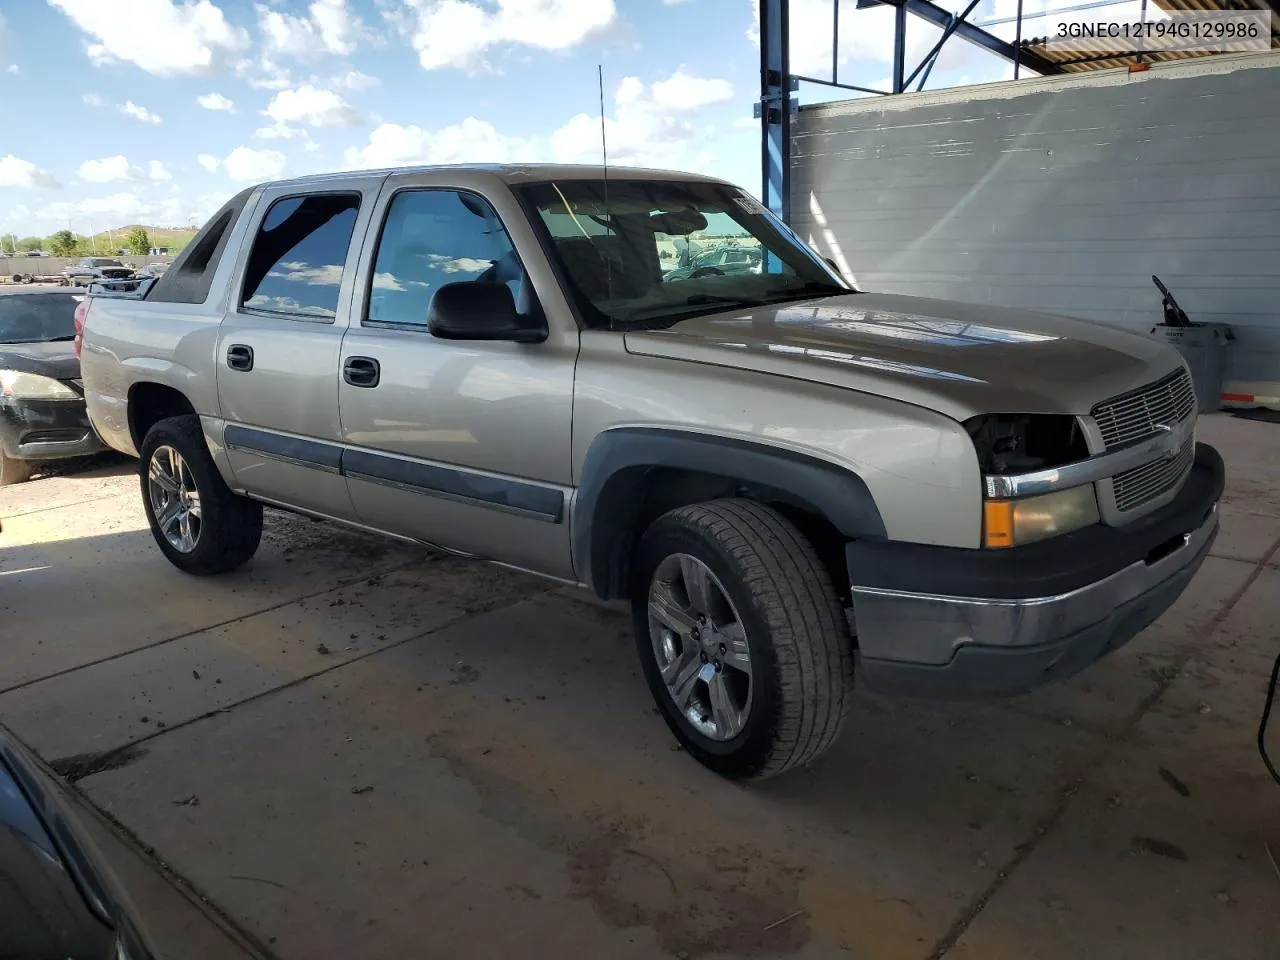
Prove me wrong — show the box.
[427,281,547,344]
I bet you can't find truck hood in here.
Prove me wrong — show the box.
[623,293,1180,421]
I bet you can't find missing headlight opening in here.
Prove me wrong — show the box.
[965,414,1091,475]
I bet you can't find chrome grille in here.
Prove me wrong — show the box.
[1112,437,1195,512]
[1091,368,1196,450]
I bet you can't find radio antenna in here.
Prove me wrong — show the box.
[598,63,614,321]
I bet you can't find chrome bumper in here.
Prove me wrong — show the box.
[851,503,1218,698]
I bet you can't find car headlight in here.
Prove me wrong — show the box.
[983,484,1100,548]
[0,369,79,400]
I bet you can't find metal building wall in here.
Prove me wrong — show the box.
[790,52,1280,402]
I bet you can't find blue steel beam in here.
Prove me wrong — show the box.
[760,0,792,224]
[857,0,1065,76]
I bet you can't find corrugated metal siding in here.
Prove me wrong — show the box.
[790,54,1280,386]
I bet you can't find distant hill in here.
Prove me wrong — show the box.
[86,224,199,255]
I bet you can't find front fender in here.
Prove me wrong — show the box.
[572,427,886,598]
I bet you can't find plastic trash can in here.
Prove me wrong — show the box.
[1148,322,1234,413]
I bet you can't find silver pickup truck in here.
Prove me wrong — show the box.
[79,165,1223,779]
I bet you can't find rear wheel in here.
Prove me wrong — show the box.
[139,416,262,574]
[0,452,32,486]
[631,498,854,780]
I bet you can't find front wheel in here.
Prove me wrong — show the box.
[631,498,854,780]
[139,416,263,574]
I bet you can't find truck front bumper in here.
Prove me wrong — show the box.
[847,443,1224,699]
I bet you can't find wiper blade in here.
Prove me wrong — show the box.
[46,335,77,341]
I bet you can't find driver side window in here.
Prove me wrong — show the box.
[366,189,524,327]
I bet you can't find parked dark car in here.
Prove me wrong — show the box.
[63,258,135,285]
[0,728,157,958]
[0,288,105,484]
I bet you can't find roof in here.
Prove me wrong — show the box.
[1021,0,1280,73]
[261,163,731,191]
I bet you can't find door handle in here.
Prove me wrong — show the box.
[226,344,254,372]
[343,356,380,388]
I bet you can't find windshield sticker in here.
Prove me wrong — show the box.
[732,195,768,216]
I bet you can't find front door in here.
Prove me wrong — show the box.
[337,174,578,579]
[216,178,380,519]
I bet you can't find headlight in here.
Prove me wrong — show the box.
[983,484,1100,548]
[0,369,78,400]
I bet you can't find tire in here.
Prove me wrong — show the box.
[0,452,32,486]
[139,415,262,574]
[631,498,854,780]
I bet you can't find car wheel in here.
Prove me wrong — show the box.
[0,452,32,486]
[631,498,854,780]
[139,415,263,574]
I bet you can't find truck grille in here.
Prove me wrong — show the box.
[1091,367,1196,450]
[1111,436,1195,512]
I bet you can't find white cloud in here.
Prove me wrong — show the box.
[222,146,287,182]
[0,155,60,189]
[49,0,250,76]
[342,66,735,174]
[120,100,162,124]
[265,84,363,128]
[255,122,307,140]
[4,65,16,75]
[82,92,104,107]
[650,68,734,111]
[343,117,540,169]
[34,190,230,236]
[197,92,235,111]
[258,0,363,58]
[78,155,143,183]
[403,0,617,71]
[550,70,735,169]
[77,155,174,184]
[197,153,220,173]
[332,68,379,91]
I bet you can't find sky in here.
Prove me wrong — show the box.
[0,0,1133,238]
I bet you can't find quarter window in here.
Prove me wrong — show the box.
[367,190,525,327]
[241,193,360,320]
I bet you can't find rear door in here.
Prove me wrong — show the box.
[216,176,381,519]
[336,172,578,579]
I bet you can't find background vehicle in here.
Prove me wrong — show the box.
[0,288,104,484]
[63,258,134,285]
[79,165,1222,780]
[0,727,157,959]
[664,244,763,280]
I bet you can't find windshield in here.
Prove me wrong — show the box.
[90,259,122,267]
[0,294,78,343]
[519,179,849,329]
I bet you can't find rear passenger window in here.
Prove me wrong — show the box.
[366,190,524,327]
[241,193,360,320]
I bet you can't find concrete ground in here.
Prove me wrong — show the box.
[0,415,1277,960]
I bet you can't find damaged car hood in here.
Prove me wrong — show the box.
[623,293,1181,421]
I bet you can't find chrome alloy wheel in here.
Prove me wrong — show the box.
[647,553,753,741]
[147,445,202,554]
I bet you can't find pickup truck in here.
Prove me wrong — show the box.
[78,164,1223,780]
[63,258,135,285]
